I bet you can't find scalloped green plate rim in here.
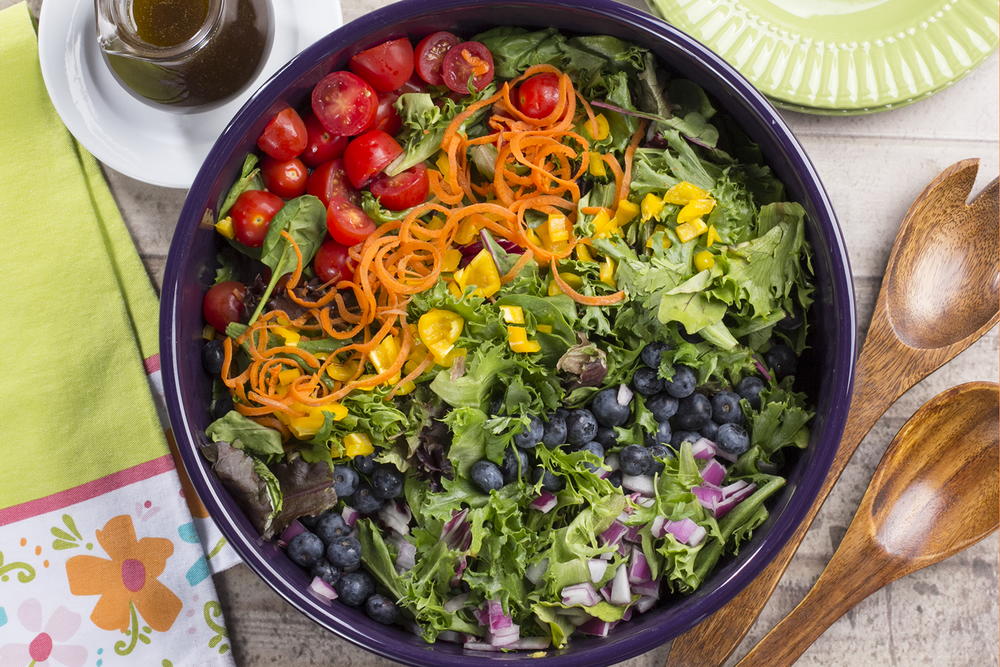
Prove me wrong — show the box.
[647,0,998,114]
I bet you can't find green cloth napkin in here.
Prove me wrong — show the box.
[0,2,168,508]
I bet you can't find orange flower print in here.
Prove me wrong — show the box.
[65,515,182,633]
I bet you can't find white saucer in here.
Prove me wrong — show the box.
[38,0,343,189]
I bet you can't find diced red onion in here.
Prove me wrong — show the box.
[692,485,723,510]
[503,637,551,650]
[636,596,658,614]
[617,511,632,522]
[600,521,628,546]
[600,581,614,603]
[664,518,706,546]
[700,459,727,486]
[307,576,338,604]
[341,505,360,527]
[636,497,655,508]
[624,524,643,543]
[588,559,609,583]
[631,579,660,599]
[525,558,548,586]
[395,539,416,571]
[379,501,411,536]
[714,447,739,463]
[444,593,469,613]
[277,519,306,547]
[437,630,466,644]
[691,438,717,460]
[622,606,634,622]
[490,626,520,647]
[627,548,652,584]
[721,480,749,496]
[464,641,502,652]
[622,474,655,496]
[530,490,558,513]
[610,563,631,605]
[617,541,629,557]
[598,550,614,561]
[473,606,489,627]
[606,453,620,471]
[617,383,634,406]
[577,618,617,637]
[713,483,757,518]
[561,582,600,607]
[597,468,612,480]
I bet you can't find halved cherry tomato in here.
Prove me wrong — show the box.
[203,281,247,332]
[313,238,354,284]
[230,190,284,247]
[312,71,378,137]
[343,130,403,189]
[414,31,461,86]
[326,198,377,246]
[301,112,349,167]
[370,163,429,211]
[257,108,307,160]
[307,159,358,207]
[441,41,494,94]
[349,38,415,92]
[374,91,402,135]
[261,157,308,199]
[516,73,561,120]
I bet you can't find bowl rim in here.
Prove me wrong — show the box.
[161,0,856,664]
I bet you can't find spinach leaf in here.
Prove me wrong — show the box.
[219,154,262,220]
[205,410,284,457]
[247,195,327,324]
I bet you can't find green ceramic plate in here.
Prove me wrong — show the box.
[646,0,999,113]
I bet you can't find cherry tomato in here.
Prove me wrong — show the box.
[312,71,378,137]
[301,112,349,167]
[342,130,403,189]
[326,198,377,246]
[230,190,284,247]
[203,281,247,332]
[516,73,561,120]
[414,31,461,86]
[349,38,415,92]
[370,163,429,211]
[261,157,308,199]
[307,158,358,207]
[313,238,354,284]
[257,108,307,160]
[374,91,402,135]
[441,41,494,94]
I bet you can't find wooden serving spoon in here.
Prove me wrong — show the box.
[737,382,999,666]
[666,159,999,666]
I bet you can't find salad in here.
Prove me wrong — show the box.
[199,27,815,652]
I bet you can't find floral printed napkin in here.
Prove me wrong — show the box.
[0,3,239,664]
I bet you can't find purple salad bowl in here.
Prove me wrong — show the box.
[160,0,856,664]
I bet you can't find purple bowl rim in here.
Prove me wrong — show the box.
[160,0,857,664]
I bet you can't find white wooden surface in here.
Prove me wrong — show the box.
[14,0,999,664]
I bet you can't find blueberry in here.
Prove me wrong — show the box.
[326,535,362,570]
[674,393,712,430]
[471,460,504,493]
[566,409,598,446]
[371,465,404,499]
[365,594,400,625]
[711,391,743,425]
[647,444,672,473]
[640,342,670,369]
[332,465,359,498]
[699,420,720,442]
[717,423,750,456]
[287,532,324,568]
[679,329,702,344]
[500,447,529,484]
[534,466,565,492]
[765,344,797,379]
[353,454,376,475]
[311,559,341,586]
[607,470,622,488]
[541,410,568,448]
[645,420,672,448]
[594,425,618,448]
[336,571,375,607]
[590,387,631,427]
[202,339,225,375]
[671,430,701,448]
[646,393,679,422]
[578,441,605,472]
[776,308,803,330]
[619,444,653,476]
[631,367,664,397]
[347,484,384,515]
[210,393,233,420]
[736,376,766,410]
[514,416,544,449]
[663,365,697,398]
[315,512,351,544]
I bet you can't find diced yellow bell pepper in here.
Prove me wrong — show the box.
[277,368,302,386]
[500,305,525,324]
[454,217,481,245]
[453,250,501,298]
[441,248,463,273]
[510,339,542,353]
[428,216,446,230]
[368,335,402,375]
[344,432,374,458]
[272,326,300,347]
[677,198,716,224]
[706,225,722,247]
[436,152,450,178]
[547,213,570,243]
[641,193,665,221]
[326,358,359,382]
[576,244,596,263]
[675,218,709,243]
[547,272,582,296]
[404,343,429,373]
[663,181,710,205]
[613,199,640,225]
[588,152,607,178]
[507,325,542,353]
[447,280,462,298]
[215,216,235,239]
[285,402,348,439]
[592,209,618,239]
[694,250,715,271]
[536,324,553,334]
[599,257,616,288]
[418,309,465,365]
[585,114,610,141]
